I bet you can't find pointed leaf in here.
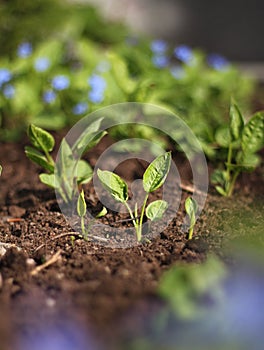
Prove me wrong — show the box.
[241,112,264,154]
[229,101,244,141]
[97,169,128,203]
[39,173,56,188]
[146,200,168,221]
[76,160,93,185]
[28,124,55,153]
[77,190,87,217]
[25,146,54,172]
[143,152,171,193]
[96,207,107,218]
[185,197,198,227]
[215,186,227,196]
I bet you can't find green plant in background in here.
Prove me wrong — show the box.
[77,189,107,239]
[158,255,227,320]
[97,152,171,242]
[212,101,264,196]
[25,120,106,203]
[185,197,198,240]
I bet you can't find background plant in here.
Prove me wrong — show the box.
[97,152,171,242]
[211,101,264,196]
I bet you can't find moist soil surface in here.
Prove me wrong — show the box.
[0,132,263,350]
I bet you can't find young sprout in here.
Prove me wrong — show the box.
[97,152,171,242]
[212,101,264,196]
[185,197,198,240]
[0,165,2,175]
[77,189,107,239]
[25,120,106,202]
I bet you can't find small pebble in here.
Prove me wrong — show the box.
[46,298,56,308]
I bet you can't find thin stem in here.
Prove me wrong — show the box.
[227,170,240,197]
[124,202,137,229]
[81,216,86,238]
[188,226,194,240]
[138,194,149,242]
[226,143,233,182]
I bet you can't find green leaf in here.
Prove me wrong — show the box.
[0,165,2,176]
[72,118,106,155]
[215,186,227,196]
[77,190,86,217]
[229,101,244,141]
[25,146,54,172]
[28,124,55,153]
[143,152,171,193]
[185,197,198,227]
[76,160,93,185]
[39,173,56,189]
[211,169,227,187]
[97,169,128,203]
[215,126,231,148]
[146,200,168,221]
[241,112,264,154]
[96,207,107,218]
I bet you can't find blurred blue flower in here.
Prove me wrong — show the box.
[17,42,32,58]
[207,54,230,71]
[152,55,169,68]
[43,90,56,104]
[88,75,106,90]
[72,102,89,115]
[0,68,12,87]
[88,90,104,104]
[51,75,70,90]
[34,57,51,72]
[174,45,193,63]
[151,40,168,54]
[3,84,15,99]
[170,66,185,79]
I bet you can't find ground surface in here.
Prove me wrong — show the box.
[0,130,263,350]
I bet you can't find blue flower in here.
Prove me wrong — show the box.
[170,66,185,79]
[51,75,70,90]
[152,55,169,68]
[88,90,104,104]
[88,75,106,90]
[207,54,230,71]
[34,57,51,72]
[0,68,12,87]
[72,102,89,115]
[43,90,56,104]
[3,84,15,99]
[174,45,193,64]
[151,40,168,55]
[17,42,32,58]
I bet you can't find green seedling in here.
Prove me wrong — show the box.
[97,152,171,242]
[212,101,264,196]
[25,120,106,202]
[77,189,107,239]
[185,197,198,240]
[0,165,2,175]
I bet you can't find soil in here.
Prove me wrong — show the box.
[0,128,263,350]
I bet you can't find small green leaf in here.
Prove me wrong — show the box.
[215,126,231,148]
[96,207,107,218]
[241,112,264,154]
[28,124,55,153]
[229,101,244,141]
[0,165,2,176]
[25,146,54,172]
[77,190,87,217]
[97,169,128,203]
[211,169,227,187]
[185,197,198,227]
[39,173,56,188]
[146,200,168,221]
[76,160,93,185]
[215,186,227,196]
[143,152,171,193]
[72,118,106,155]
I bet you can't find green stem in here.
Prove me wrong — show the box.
[188,226,194,240]
[124,202,137,230]
[137,194,149,242]
[81,216,86,238]
[226,143,233,182]
[227,170,240,197]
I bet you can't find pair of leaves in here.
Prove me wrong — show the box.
[97,152,172,203]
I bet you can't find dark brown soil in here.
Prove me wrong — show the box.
[0,132,263,350]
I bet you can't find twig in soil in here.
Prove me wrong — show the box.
[180,183,207,196]
[31,250,62,276]
[0,216,24,223]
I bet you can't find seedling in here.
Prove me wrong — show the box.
[97,152,171,242]
[0,165,2,175]
[212,101,264,196]
[77,189,107,239]
[185,197,198,240]
[25,120,106,202]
